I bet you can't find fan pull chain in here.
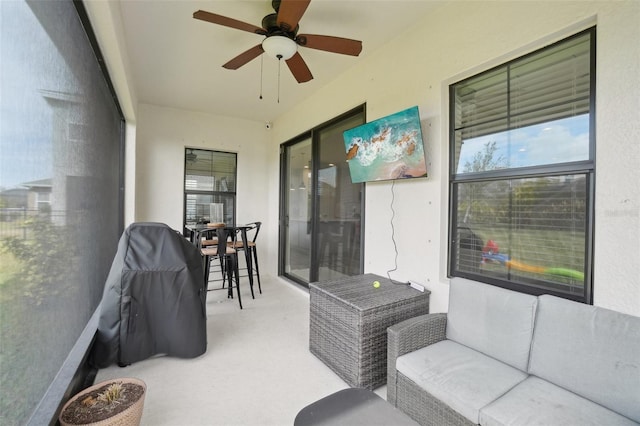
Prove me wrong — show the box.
[259,55,264,100]
[277,57,282,103]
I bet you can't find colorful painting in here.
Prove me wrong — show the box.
[343,106,427,183]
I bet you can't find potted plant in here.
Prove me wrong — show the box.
[59,378,146,426]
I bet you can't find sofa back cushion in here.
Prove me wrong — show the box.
[529,295,640,422]
[446,278,538,371]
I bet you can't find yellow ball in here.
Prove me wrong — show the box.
[373,281,380,288]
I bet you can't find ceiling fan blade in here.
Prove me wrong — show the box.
[277,0,311,32]
[222,45,265,70]
[297,34,362,56]
[286,52,313,83]
[193,10,266,35]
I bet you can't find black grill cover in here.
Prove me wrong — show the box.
[91,222,206,368]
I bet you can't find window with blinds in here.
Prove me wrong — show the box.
[184,149,237,229]
[448,28,595,303]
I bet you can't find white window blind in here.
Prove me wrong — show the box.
[184,149,237,227]
[453,32,592,173]
[185,149,237,192]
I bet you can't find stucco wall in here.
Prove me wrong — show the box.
[133,104,270,233]
[270,1,640,315]
[89,0,639,316]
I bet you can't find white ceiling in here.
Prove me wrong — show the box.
[117,0,441,123]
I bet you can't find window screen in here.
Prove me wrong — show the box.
[0,1,124,423]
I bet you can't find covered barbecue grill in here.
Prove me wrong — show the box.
[91,222,207,368]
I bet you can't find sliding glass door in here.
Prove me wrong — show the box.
[280,107,365,286]
[282,138,313,283]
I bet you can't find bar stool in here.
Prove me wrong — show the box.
[198,223,221,279]
[229,222,262,294]
[198,225,243,309]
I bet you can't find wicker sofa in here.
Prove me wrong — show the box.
[387,278,640,426]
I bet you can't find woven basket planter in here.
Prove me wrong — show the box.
[59,378,146,426]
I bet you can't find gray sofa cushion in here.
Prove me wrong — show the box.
[446,278,538,371]
[529,295,640,423]
[396,340,528,424]
[479,376,639,426]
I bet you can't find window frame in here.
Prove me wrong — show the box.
[183,148,238,231]
[447,28,596,304]
[278,105,366,285]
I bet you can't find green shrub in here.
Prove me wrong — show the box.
[1,215,76,304]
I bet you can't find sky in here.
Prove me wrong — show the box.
[0,1,63,190]
[456,114,590,174]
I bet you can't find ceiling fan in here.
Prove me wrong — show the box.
[193,0,363,83]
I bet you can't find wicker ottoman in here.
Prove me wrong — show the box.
[309,274,430,389]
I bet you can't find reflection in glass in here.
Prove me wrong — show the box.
[284,138,312,282]
[456,115,589,174]
[282,112,364,285]
[317,115,363,281]
[0,1,123,423]
[454,174,587,295]
[184,149,237,228]
[453,31,591,176]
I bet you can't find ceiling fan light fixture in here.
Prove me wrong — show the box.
[262,35,297,60]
